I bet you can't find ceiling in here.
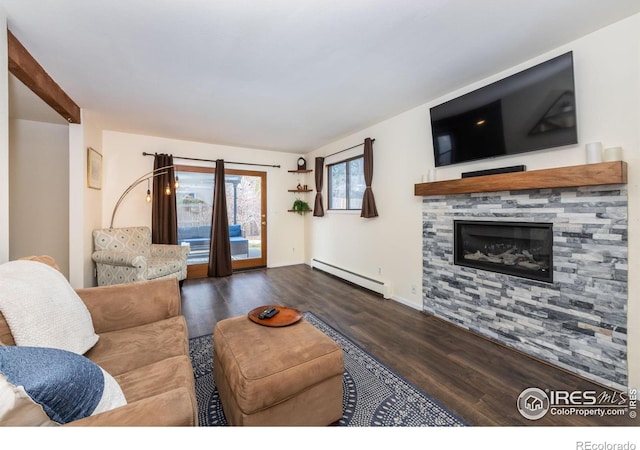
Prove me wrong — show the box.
[3,0,640,154]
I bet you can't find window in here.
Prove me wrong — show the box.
[328,156,365,210]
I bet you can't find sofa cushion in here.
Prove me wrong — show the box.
[65,387,196,427]
[114,355,198,421]
[0,346,126,425]
[228,224,242,237]
[178,226,199,239]
[0,260,99,354]
[85,315,189,376]
[114,355,195,403]
[198,225,211,237]
[178,226,210,240]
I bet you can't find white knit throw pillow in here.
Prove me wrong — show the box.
[0,260,99,354]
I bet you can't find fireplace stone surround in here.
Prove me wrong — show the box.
[422,184,628,390]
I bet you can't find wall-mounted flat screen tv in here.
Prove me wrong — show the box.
[430,51,577,168]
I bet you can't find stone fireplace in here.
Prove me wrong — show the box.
[422,183,628,390]
[454,220,553,283]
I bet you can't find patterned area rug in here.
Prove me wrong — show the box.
[189,311,467,426]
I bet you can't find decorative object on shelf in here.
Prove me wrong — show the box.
[87,147,102,190]
[586,142,603,164]
[291,199,311,214]
[287,163,313,211]
[422,169,436,183]
[604,147,623,162]
[109,166,175,229]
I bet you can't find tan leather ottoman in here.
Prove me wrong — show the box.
[213,315,344,426]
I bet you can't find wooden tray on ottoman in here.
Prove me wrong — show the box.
[248,305,302,327]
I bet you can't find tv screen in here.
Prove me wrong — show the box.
[430,52,577,167]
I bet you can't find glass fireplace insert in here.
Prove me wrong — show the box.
[454,220,553,283]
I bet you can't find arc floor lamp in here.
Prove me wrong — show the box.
[109,166,178,229]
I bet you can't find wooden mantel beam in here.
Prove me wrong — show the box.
[7,30,81,124]
[414,161,627,196]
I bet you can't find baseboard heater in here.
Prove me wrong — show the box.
[310,259,391,298]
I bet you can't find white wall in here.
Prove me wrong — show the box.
[0,10,9,263]
[9,119,69,275]
[68,121,84,287]
[68,110,104,288]
[101,131,306,269]
[307,14,640,388]
[307,107,428,309]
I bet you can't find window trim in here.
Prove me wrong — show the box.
[327,154,364,211]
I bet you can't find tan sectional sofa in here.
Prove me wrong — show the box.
[0,258,197,426]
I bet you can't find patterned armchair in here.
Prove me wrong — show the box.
[92,227,189,286]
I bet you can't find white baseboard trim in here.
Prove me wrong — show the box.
[390,295,422,311]
[267,260,306,269]
[310,258,391,298]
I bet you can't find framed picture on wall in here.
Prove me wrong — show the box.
[87,147,102,189]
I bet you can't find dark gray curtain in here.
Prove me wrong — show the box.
[208,159,232,277]
[313,157,325,217]
[152,153,178,244]
[360,138,378,218]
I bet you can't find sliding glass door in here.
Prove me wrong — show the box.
[175,165,267,277]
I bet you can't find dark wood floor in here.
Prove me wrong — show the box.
[180,264,635,426]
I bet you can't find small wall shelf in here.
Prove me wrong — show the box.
[287,209,313,213]
[288,165,313,213]
[414,161,627,196]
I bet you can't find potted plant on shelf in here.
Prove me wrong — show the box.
[291,199,311,215]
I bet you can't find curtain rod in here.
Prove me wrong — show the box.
[324,138,375,159]
[141,152,281,168]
